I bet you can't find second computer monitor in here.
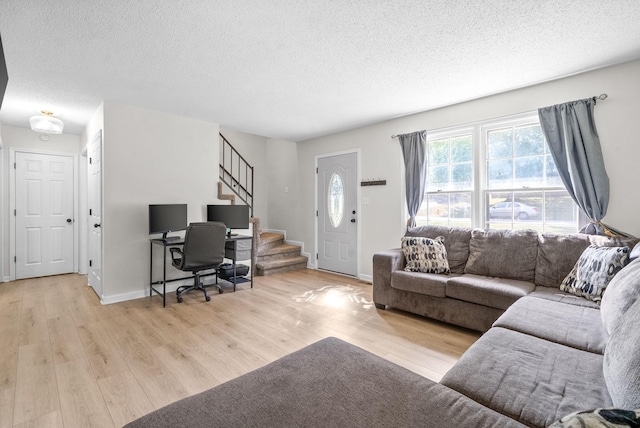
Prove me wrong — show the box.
[207,204,250,235]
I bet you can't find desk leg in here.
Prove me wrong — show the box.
[149,242,153,300]
[162,245,167,307]
[250,238,254,288]
[232,240,237,292]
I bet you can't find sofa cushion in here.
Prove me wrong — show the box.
[401,236,450,274]
[536,233,593,288]
[446,274,534,310]
[529,287,601,309]
[441,327,612,428]
[600,258,640,336]
[560,245,630,302]
[603,299,640,409]
[535,234,639,289]
[493,295,607,353]
[464,229,538,282]
[390,271,460,297]
[630,242,640,262]
[550,407,640,428]
[405,225,472,274]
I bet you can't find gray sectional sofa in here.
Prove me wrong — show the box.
[372,225,640,426]
[373,225,638,332]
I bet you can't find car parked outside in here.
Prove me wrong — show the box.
[489,202,538,220]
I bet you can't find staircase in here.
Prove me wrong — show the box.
[251,218,308,276]
[219,133,308,276]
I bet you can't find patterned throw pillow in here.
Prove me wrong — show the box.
[550,407,640,428]
[401,236,450,274]
[560,245,630,302]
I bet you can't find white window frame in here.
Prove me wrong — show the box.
[422,112,579,232]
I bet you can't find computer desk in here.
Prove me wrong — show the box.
[149,234,253,307]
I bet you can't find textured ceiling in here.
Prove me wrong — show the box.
[1,1,640,141]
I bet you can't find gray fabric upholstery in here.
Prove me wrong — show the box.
[446,274,535,310]
[405,225,472,274]
[603,299,640,409]
[631,241,640,261]
[535,233,593,288]
[529,286,601,308]
[465,229,538,281]
[441,327,612,428]
[493,295,608,353]
[390,271,459,297]
[125,337,526,428]
[600,258,640,336]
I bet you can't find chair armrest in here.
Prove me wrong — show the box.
[169,247,183,265]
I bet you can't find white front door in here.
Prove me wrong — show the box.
[317,152,358,276]
[15,152,74,279]
[87,131,103,297]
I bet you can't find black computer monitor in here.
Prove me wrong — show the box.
[149,204,187,241]
[207,204,250,236]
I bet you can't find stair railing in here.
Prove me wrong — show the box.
[219,133,254,216]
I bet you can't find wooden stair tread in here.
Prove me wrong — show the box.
[256,256,308,270]
[258,243,301,256]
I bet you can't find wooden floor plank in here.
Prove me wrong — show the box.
[55,359,114,428]
[13,342,59,426]
[5,271,480,427]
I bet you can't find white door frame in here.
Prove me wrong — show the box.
[314,149,361,278]
[9,148,79,281]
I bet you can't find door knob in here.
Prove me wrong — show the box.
[350,219,356,223]
[66,218,72,224]
[94,223,101,228]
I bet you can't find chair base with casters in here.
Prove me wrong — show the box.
[175,271,223,303]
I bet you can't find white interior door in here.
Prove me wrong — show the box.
[317,152,358,276]
[15,152,74,279]
[87,131,103,297]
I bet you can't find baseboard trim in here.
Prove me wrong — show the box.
[100,278,194,305]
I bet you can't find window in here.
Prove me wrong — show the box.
[416,113,579,233]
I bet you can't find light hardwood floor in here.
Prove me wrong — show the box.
[0,269,480,427]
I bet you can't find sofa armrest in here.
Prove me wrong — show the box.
[372,248,404,308]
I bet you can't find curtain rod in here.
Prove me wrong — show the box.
[391,94,609,139]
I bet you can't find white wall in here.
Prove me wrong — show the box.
[266,139,299,232]
[100,102,220,300]
[287,59,640,280]
[0,125,81,279]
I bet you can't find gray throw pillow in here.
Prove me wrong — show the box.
[603,298,640,409]
[405,225,472,273]
[401,236,450,274]
[550,407,640,427]
[600,258,640,336]
[560,245,630,302]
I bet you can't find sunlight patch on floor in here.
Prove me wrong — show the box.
[292,284,374,309]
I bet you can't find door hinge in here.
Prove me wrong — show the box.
[14,256,17,263]
[89,260,92,267]
[316,167,318,173]
[89,157,92,164]
[316,253,318,260]
[14,162,17,169]
[89,208,92,216]
[316,210,318,217]
[14,209,16,216]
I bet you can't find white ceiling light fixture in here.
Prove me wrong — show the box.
[29,110,64,134]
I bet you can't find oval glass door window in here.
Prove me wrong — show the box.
[328,173,345,228]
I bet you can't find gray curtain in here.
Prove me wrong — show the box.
[399,131,427,228]
[538,98,613,235]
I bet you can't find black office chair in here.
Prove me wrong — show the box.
[170,222,226,303]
